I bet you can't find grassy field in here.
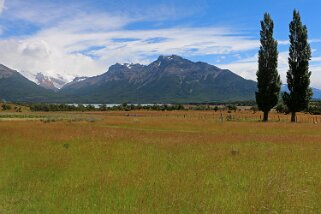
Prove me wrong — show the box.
[0,111,321,213]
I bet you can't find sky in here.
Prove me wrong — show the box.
[0,0,321,87]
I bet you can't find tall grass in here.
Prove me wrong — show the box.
[0,111,321,213]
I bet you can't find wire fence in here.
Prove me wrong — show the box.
[109,110,321,124]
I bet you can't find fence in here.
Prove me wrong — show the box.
[111,110,321,124]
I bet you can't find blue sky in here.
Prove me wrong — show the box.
[0,0,321,87]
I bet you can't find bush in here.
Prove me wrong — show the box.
[14,106,22,112]
[30,104,92,112]
[250,106,258,113]
[276,103,289,114]
[226,114,233,121]
[1,104,12,111]
[307,102,321,115]
[99,104,107,111]
[227,104,237,112]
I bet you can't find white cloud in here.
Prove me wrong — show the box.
[0,0,4,14]
[218,52,321,89]
[0,39,103,82]
[312,57,321,62]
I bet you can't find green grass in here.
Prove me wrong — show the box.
[0,112,321,213]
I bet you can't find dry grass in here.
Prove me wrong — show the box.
[0,111,321,213]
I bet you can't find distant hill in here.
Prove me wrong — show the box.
[60,55,257,103]
[0,64,61,102]
[3,56,321,103]
[0,56,258,103]
[281,84,321,100]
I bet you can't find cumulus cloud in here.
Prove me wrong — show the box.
[0,39,103,82]
[0,0,4,14]
[218,51,321,88]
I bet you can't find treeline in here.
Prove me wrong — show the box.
[27,103,245,112]
[188,100,257,107]
[0,103,22,112]
[30,104,90,112]
[29,103,185,112]
[18,102,321,115]
[106,104,185,111]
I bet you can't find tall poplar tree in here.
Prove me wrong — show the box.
[283,10,312,122]
[256,13,281,122]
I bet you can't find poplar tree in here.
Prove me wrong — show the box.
[283,10,312,122]
[256,13,281,122]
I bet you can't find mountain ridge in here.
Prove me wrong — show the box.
[60,55,257,103]
[4,56,320,103]
[0,64,62,102]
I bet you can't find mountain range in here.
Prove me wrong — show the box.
[1,55,320,103]
[60,55,257,103]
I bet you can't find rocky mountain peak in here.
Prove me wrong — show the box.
[35,73,68,91]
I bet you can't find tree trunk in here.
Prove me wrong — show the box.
[291,112,296,123]
[263,111,269,122]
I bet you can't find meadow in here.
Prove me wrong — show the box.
[0,110,321,213]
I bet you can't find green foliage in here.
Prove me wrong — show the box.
[85,104,95,111]
[30,104,80,112]
[256,13,281,121]
[77,104,86,112]
[99,104,107,111]
[227,104,237,112]
[29,103,105,112]
[14,106,22,112]
[63,143,70,149]
[250,106,259,113]
[307,102,321,115]
[1,103,12,111]
[282,10,312,121]
[29,103,186,112]
[275,102,289,114]
[120,104,186,111]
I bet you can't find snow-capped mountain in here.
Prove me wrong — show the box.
[35,73,68,91]
[19,71,70,91]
